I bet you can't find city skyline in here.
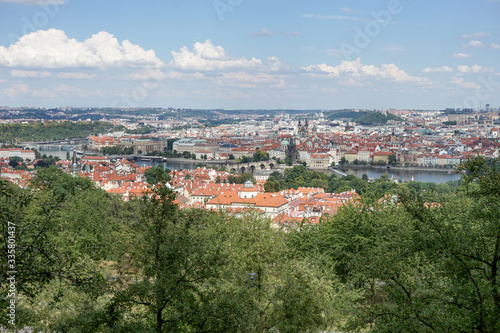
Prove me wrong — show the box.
[0,0,499,110]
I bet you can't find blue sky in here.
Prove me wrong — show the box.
[0,0,499,110]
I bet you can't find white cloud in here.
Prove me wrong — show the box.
[164,71,205,80]
[453,53,473,58]
[31,84,103,99]
[423,66,453,73]
[127,69,166,81]
[0,0,65,4]
[459,32,492,39]
[467,40,485,48]
[11,69,50,78]
[1,83,30,98]
[0,29,164,69]
[216,72,279,87]
[302,58,429,84]
[451,77,480,90]
[249,28,273,37]
[57,72,98,79]
[170,40,286,72]
[462,40,500,49]
[301,13,367,21]
[457,64,494,73]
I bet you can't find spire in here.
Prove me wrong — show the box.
[72,150,77,177]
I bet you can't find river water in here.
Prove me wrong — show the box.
[39,148,461,184]
[337,167,461,184]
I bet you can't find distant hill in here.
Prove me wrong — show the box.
[353,111,403,125]
[323,109,360,120]
[324,110,403,125]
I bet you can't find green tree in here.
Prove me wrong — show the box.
[348,157,500,332]
[264,180,280,193]
[112,186,229,332]
[0,177,110,328]
[218,213,354,332]
[144,166,171,185]
[253,149,269,162]
[388,153,397,165]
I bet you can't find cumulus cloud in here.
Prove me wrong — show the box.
[57,72,98,79]
[249,28,273,37]
[453,53,473,58]
[170,40,284,72]
[301,58,430,84]
[451,77,480,90]
[462,40,500,49]
[466,40,485,48]
[11,69,50,78]
[459,32,492,39]
[0,29,164,69]
[457,64,494,73]
[423,66,453,73]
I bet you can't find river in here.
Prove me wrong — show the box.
[38,148,461,184]
[337,167,461,184]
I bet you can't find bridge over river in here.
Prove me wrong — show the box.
[125,156,279,174]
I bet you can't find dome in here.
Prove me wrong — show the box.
[244,180,254,188]
[281,140,289,146]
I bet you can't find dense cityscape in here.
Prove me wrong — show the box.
[1,107,498,224]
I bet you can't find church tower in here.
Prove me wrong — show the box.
[72,150,77,177]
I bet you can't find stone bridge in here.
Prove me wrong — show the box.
[228,161,277,174]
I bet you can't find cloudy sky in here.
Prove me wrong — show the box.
[0,0,499,110]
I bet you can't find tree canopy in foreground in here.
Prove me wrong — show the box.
[0,156,499,332]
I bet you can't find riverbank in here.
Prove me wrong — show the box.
[336,164,458,173]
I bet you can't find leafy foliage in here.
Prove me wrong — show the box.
[0,121,119,143]
[144,166,171,185]
[4,156,499,332]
